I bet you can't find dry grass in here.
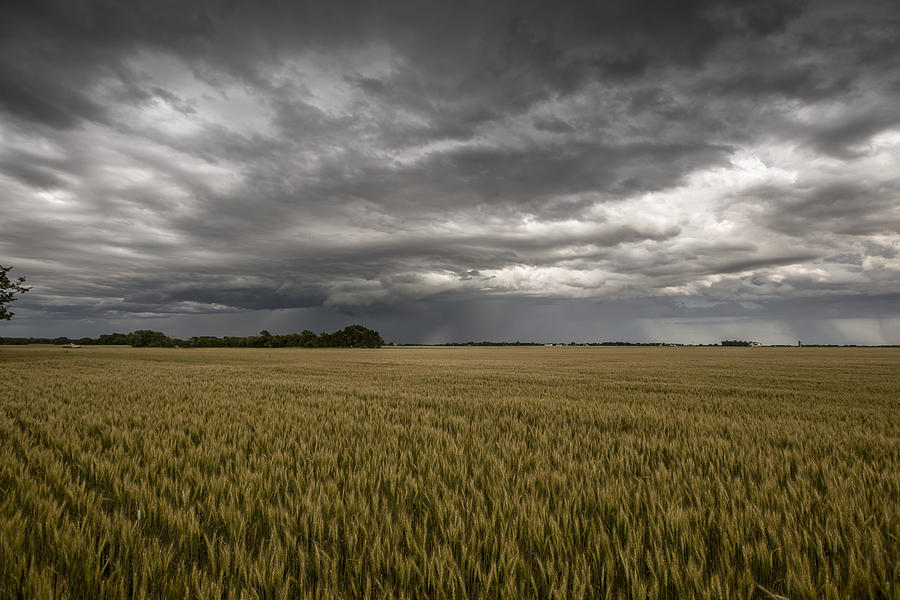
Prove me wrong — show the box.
[1,345,898,598]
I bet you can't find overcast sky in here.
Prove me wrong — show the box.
[2,0,899,344]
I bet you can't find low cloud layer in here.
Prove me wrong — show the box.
[2,0,899,343]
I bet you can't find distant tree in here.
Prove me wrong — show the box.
[129,330,174,347]
[337,324,384,348]
[299,329,318,347]
[256,330,274,348]
[98,332,131,345]
[0,265,31,320]
[189,336,224,348]
[721,340,752,347]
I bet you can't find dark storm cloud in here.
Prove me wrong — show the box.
[0,0,803,128]
[806,109,900,158]
[743,180,900,237]
[2,0,900,343]
[0,157,68,189]
[0,59,108,129]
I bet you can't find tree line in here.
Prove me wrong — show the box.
[0,324,384,348]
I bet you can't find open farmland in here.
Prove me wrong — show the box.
[1,345,898,599]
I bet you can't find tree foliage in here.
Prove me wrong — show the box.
[0,265,31,320]
[721,340,752,346]
[1,324,385,348]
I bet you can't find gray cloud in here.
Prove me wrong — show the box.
[2,0,900,343]
[745,180,900,237]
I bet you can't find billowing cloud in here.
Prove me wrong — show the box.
[1,0,899,343]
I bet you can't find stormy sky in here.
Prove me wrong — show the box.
[2,0,899,344]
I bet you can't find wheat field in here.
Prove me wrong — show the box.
[1,345,897,599]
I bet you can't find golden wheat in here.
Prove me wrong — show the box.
[1,345,897,599]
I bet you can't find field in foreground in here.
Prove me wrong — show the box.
[1,346,897,599]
